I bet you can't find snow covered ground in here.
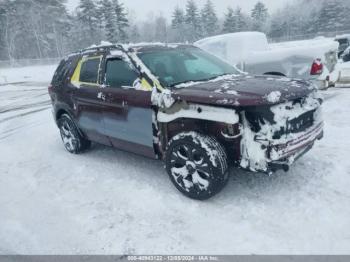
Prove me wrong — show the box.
[0,65,57,85]
[0,64,350,255]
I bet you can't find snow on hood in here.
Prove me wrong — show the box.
[171,75,315,107]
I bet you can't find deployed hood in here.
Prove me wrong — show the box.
[171,74,315,107]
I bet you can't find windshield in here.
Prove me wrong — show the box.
[137,47,239,87]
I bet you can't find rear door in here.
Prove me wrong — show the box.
[101,56,155,158]
[71,55,111,146]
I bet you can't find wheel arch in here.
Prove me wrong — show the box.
[56,108,69,121]
[55,105,76,122]
[263,72,286,77]
[157,117,241,164]
[55,107,87,139]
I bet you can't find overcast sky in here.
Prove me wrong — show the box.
[66,0,292,21]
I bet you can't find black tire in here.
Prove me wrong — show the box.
[165,132,229,200]
[57,114,91,154]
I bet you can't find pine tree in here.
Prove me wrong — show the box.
[0,0,72,59]
[171,6,185,42]
[305,10,319,34]
[0,0,11,59]
[42,0,71,57]
[222,7,235,33]
[234,7,248,32]
[77,0,101,45]
[268,1,323,39]
[185,0,201,42]
[317,0,345,33]
[0,2,6,58]
[154,15,167,42]
[251,1,269,32]
[99,0,117,42]
[269,11,286,38]
[200,0,218,37]
[113,0,129,42]
[129,24,140,43]
[172,6,185,29]
[342,2,350,31]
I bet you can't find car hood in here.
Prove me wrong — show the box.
[171,75,316,107]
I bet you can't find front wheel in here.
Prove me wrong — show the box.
[165,132,229,200]
[57,114,91,154]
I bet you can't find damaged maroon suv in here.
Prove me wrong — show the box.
[49,43,324,200]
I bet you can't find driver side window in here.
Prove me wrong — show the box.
[105,58,139,88]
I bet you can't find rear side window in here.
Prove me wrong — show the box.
[52,56,78,86]
[105,59,138,87]
[52,60,66,85]
[80,58,101,84]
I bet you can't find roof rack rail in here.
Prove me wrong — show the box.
[81,43,124,53]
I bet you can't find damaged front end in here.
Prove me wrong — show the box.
[240,91,324,173]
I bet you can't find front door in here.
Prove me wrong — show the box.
[101,57,155,158]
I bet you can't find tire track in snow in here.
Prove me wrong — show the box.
[0,107,51,140]
[0,100,51,114]
[0,81,51,139]
[0,106,51,124]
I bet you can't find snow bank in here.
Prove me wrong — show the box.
[0,64,57,85]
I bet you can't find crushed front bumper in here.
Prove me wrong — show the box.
[267,122,324,172]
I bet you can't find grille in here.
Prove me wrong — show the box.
[273,110,315,139]
[245,103,316,140]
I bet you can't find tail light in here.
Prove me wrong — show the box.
[310,59,323,75]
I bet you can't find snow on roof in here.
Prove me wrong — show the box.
[196,32,339,66]
[195,32,269,65]
[88,41,114,49]
[123,42,188,52]
[195,31,267,46]
[78,41,186,55]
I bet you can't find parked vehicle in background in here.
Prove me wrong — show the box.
[49,43,324,200]
[195,32,339,90]
[341,46,350,62]
[330,47,350,86]
[335,34,350,58]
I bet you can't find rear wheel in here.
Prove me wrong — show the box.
[165,132,229,200]
[57,114,91,154]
